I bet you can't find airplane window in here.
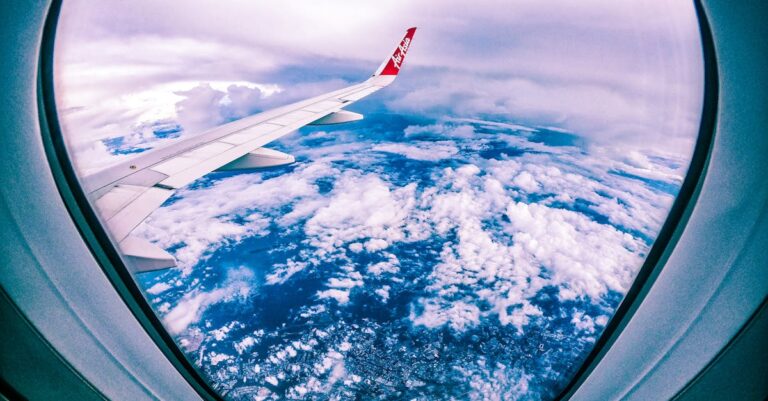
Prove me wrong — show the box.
[52,1,704,400]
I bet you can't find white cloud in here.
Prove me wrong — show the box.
[56,0,702,79]
[372,141,459,161]
[327,276,363,289]
[303,173,421,257]
[209,352,233,366]
[504,201,643,299]
[484,150,678,239]
[404,123,476,139]
[146,281,172,295]
[366,257,400,277]
[163,268,252,334]
[264,375,279,386]
[401,138,666,331]
[122,119,694,399]
[54,0,703,173]
[386,73,701,154]
[364,238,390,252]
[135,162,334,272]
[456,362,534,401]
[512,171,540,193]
[375,286,391,302]
[411,300,482,332]
[138,119,680,336]
[265,260,308,286]
[234,336,258,355]
[316,289,351,305]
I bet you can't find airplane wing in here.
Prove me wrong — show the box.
[83,27,417,272]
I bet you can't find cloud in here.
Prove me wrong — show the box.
[162,267,253,334]
[372,141,459,161]
[316,289,351,305]
[54,0,703,173]
[504,201,643,299]
[455,362,534,401]
[483,151,679,239]
[146,282,172,295]
[407,154,648,332]
[135,161,335,272]
[385,73,701,154]
[303,173,421,257]
[403,123,476,139]
[411,300,482,332]
[135,118,682,337]
[56,0,702,80]
[129,121,689,398]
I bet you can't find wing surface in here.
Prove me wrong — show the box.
[84,27,417,272]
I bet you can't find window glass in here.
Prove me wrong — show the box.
[54,1,704,399]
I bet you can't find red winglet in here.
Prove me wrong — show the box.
[375,27,417,76]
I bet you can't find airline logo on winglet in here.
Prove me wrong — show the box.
[379,27,417,75]
[390,37,410,69]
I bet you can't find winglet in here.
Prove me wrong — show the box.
[373,27,417,77]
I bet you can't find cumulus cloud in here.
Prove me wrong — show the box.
[403,123,476,139]
[316,289,352,305]
[372,141,459,161]
[146,281,172,295]
[407,152,649,332]
[504,201,643,299]
[162,267,253,334]
[411,300,482,332]
[136,119,681,336]
[127,116,692,399]
[483,151,678,239]
[134,161,335,272]
[303,173,420,257]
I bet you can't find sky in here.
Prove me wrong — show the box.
[54,0,704,173]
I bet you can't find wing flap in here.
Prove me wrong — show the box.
[150,142,235,176]
[104,186,174,242]
[120,236,176,272]
[93,184,148,220]
[309,110,364,125]
[216,148,295,171]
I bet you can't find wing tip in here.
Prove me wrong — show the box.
[373,27,417,77]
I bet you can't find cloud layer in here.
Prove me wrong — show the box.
[132,117,685,399]
[55,0,704,173]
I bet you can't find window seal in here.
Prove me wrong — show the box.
[36,0,720,399]
[553,0,720,398]
[37,1,227,400]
